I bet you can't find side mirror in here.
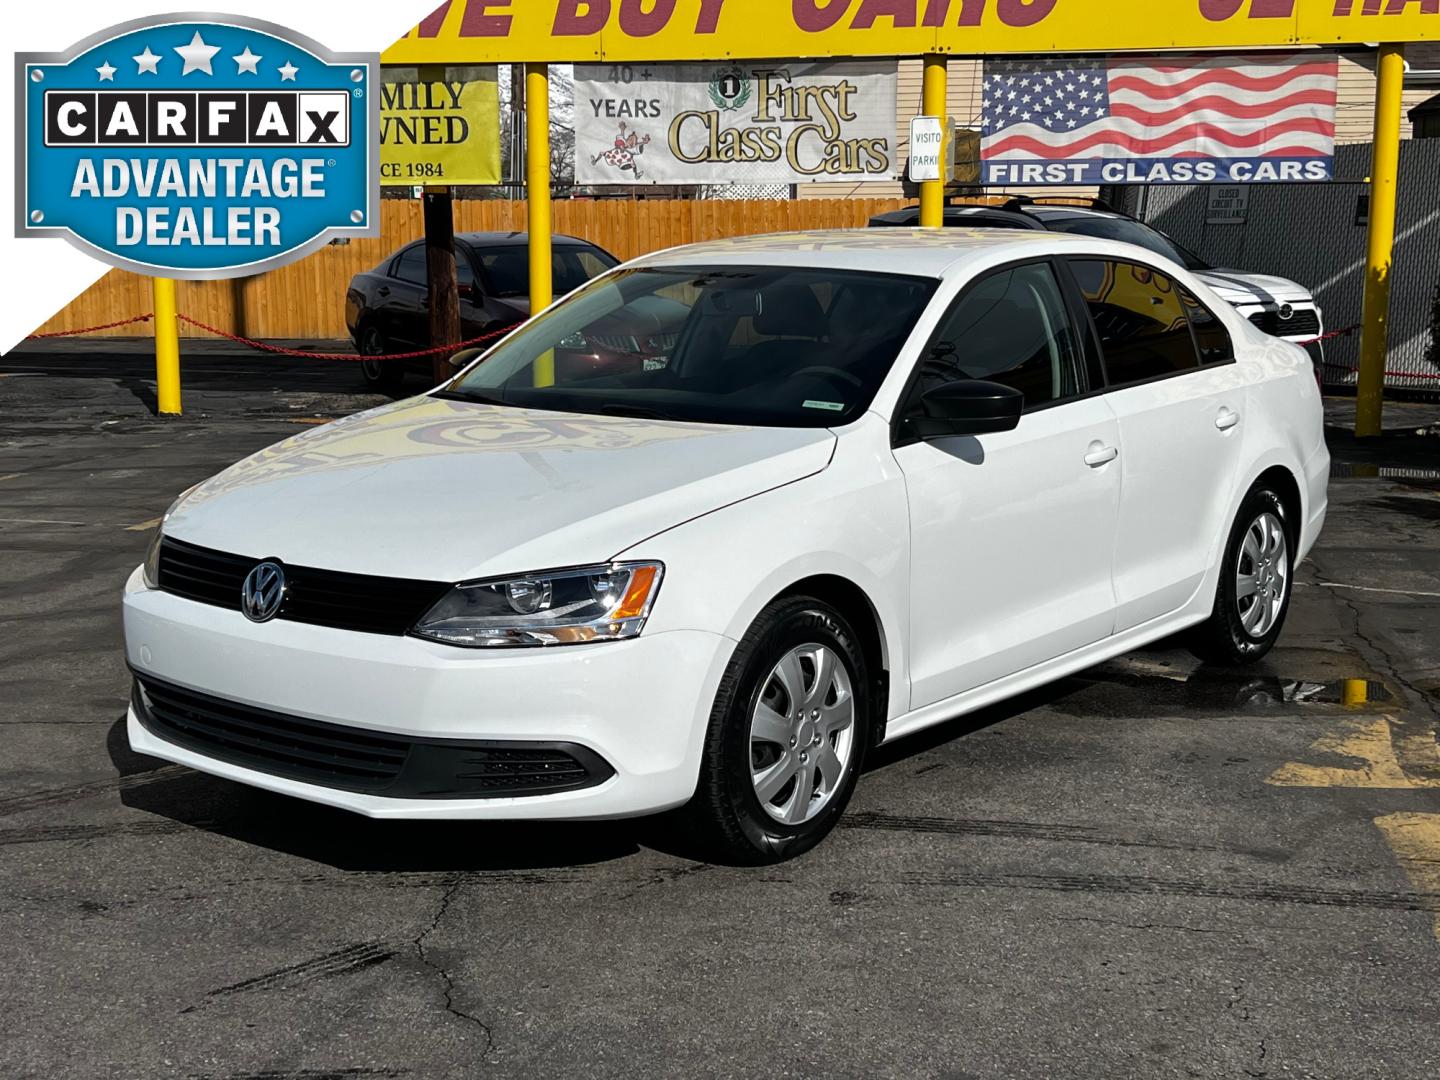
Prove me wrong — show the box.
[448,347,484,372]
[461,282,483,304]
[907,379,1023,440]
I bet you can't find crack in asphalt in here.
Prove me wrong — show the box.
[1336,587,1440,725]
[413,878,495,1059]
[1051,915,1223,934]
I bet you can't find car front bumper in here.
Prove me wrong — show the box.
[122,567,734,819]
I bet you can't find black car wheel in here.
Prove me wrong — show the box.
[1187,484,1294,665]
[358,325,404,393]
[682,596,871,864]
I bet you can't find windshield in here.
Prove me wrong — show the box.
[1042,215,1212,272]
[478,245,619,299]
[443,265,937,427]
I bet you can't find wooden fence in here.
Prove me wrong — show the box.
[31,198,909,342]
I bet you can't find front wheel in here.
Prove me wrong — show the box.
[1187,484,1294,665]
[682,596,871,864]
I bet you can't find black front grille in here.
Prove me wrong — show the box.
[157,537,450,636]
[1248,307,1320,337]
[133,675,615,799]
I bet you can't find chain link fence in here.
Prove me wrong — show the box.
[1131,139,1440,393]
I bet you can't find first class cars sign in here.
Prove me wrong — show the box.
[16,14,380,279]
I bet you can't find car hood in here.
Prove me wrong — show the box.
[1195,268,1313,306]
[165,397,835,582]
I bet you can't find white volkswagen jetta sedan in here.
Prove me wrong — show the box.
[125,230,1328,862]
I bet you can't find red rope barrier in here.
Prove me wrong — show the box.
[174,313,514,360]
[22,311,1440,381]
[27,313,154,337]
[1298,324,1358,346]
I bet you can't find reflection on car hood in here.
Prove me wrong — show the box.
[166,397,836,582]
[1196,268,1314,306]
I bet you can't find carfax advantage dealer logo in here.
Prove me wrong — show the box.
[15,13,380,279]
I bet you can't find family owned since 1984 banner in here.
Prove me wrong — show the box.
[981,52,1339,186]
[574,61,898,186]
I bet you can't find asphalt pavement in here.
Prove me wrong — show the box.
[2,340,1440,1079]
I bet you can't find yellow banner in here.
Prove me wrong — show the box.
[380,65,501,186]
[383,1,1440,65]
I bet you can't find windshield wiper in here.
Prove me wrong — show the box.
[432,388,511,407]
[596,403,684,421]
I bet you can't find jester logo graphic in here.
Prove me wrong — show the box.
[590,120,652,180]
[241,561,286,623]
[16,13,379,279]
[709,65,751,111]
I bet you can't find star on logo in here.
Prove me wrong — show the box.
[233,47,262,75]
[174,31,220,76]
[95,60,117,82]
[133,47,161,75]
[277,60,299,82]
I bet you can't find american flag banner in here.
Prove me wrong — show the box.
[980,54,1338,186]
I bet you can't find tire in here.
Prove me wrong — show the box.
[1186,484,1294,665]
[682,596,871,864]
[357,325,405,393]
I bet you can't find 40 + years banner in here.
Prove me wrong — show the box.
[574,61,898,186]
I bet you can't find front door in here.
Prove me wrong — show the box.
[894,260,1122,710]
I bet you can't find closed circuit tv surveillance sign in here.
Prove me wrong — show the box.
[16,14,380,279]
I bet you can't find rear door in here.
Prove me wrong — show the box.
[894,259,1122,707]
[1068,258,1246,632]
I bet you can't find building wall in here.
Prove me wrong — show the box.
[1336,54,1435,142]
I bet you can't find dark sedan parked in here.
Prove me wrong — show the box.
[345,232,619,390]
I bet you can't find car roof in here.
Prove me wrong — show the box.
[454,232,597,248]
[871,206,1043,230]
[632,228,1137,279]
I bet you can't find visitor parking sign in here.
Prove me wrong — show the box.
[16,14,379,279]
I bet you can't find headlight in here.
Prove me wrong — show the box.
[140,484,201,588]
[413,562,663,648]
[141,527,164,588]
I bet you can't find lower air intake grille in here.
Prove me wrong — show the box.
[133,675,614,799]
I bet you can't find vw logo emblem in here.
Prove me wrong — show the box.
[241,561,286,623]
[1277,303,1294,321]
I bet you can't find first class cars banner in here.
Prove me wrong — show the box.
[384,1,1440,65]
[574,62,898,185]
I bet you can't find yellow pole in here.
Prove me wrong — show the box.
[152,277,181,415]
[1342,678,1369,708]
[919,55,947,228]
[526,62,554,388]
[1355,43,1405,438]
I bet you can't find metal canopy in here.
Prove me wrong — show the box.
[384,1,1440,66]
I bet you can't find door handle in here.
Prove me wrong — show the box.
[376,286,390,297]
[1084,443,1118,468]
[1215,407,1240,431]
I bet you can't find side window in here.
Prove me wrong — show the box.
[392,246,428,286]
[1180,286,1234,365]
[454,250,477,290]
[1070,260,1200,385]
[907,261,1086,413]
[576,249,616,278]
